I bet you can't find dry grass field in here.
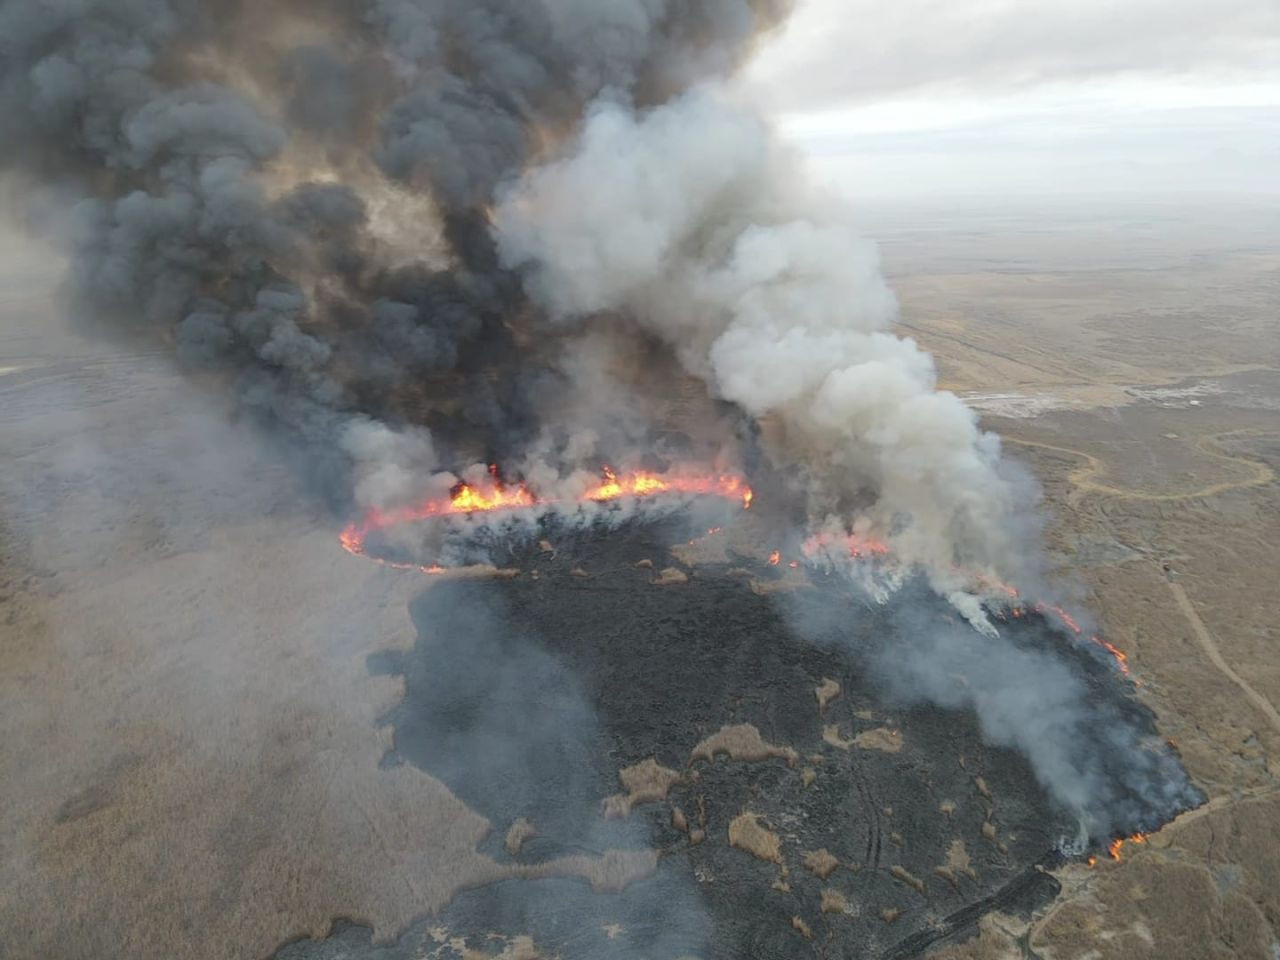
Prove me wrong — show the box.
[882,199,1280,960]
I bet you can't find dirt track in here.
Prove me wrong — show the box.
[1003,431,1276,504]
[1168,579,1280,736]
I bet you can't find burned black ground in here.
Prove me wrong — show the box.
[277,516,1189,959]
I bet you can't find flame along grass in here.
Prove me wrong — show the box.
[340,466,754,562]
[992,585,1136,683]
[339,465,1136,686]
[341,464,1154,866]
[1089,831,1150,867]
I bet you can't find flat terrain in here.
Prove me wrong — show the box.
[2,196,1278,959]
[869,198,1280,960]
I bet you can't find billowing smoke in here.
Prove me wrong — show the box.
[493,89,1037,618]
[0,0,1196,862]
[0,0,1030,605]
[0,0,792,510]
[866,595,1201,840]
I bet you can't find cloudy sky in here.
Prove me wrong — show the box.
[739,0,1280,198]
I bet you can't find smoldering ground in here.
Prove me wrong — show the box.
[779,579,1205,845]
[277,519,1199,959]
[351,498,1202,849]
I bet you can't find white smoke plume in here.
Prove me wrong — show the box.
[495,88,1031,619]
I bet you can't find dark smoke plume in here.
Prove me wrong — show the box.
[1,0,790,508]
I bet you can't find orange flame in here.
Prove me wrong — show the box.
[583,467,754,509]
[971,577,1138,684]
[1035,601,1083,635]
[1109,832,1149,861]
[340,466,753,567]
[450,482,538,514]
[339,476,538,560]
[1094,637,1132,677]
[339,472,1138,703]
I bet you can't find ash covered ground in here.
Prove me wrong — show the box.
[278,513,1182,960]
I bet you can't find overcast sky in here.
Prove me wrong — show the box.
[738,0,1280,198]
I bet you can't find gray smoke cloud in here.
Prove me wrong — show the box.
[0,0,792,512]
[870,602,1202,840]
[775,581,1203,843]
